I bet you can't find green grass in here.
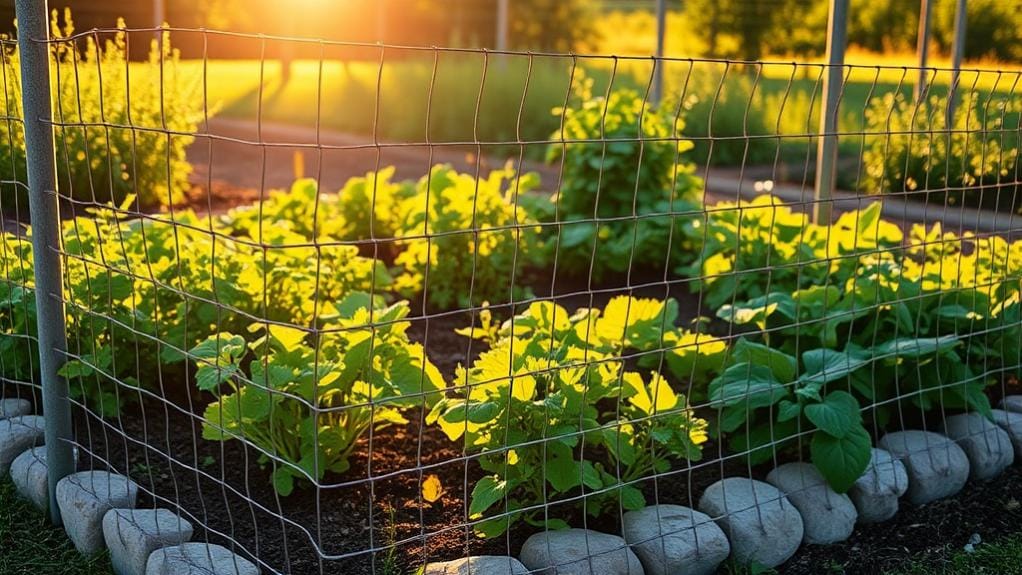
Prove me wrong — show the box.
[186,56,1019,171]
[886,533,1022,575]
[0,479,112,575]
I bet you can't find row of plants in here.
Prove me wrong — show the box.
[1,82,1020,540]
[3,180,1020,538]
[0,11,206,210]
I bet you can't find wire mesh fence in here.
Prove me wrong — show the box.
[1,10,1022,575]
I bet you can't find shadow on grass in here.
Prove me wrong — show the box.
[0,479,112,575]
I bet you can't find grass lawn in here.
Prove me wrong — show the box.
[889,533,1022,575]
[184,54,1020,169]
[0,479,112,575]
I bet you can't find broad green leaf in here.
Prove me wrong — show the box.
[709,364,787,409]
[546,444,582,493]
[196,364,238,392]
[337,291,374,318]
[619,485,645,510]
[271,467,295,496]
[473,516,514,538]
[777,399,802,422]
[804,391,861,438]
[190,333,246,362]
[801,348,871,385]
[810,424,872,493]
[469,476,508,518]
[873,336,960,359]
[732,339,798,383]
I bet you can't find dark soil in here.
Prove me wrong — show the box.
[780,464,1022,575]
[42,371,1022,575]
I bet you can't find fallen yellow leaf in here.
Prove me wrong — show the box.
[422,474,444,503]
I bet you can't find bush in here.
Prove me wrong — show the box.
[0,232,38,386]
[1,194,388,416]
[712,223,1022,486]
[223,168,543,310]
[394,165,542,309]
[192,296,445,495]
[543,76,704,277]
[0,11,205,209]
[684,197,903,310]
[429,297,720,536]
[862,92,1021,213]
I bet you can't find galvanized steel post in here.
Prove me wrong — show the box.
[947,0,967,126]
[814,0,848,225]
[915,0,933,103]
[652,0,667,107]
[15,0,74,525]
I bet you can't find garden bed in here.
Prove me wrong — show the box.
[7,365,1009,575]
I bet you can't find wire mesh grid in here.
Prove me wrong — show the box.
[0,33,39,414]
[1,16,1021,575]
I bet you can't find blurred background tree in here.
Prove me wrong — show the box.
[0,0,1019,63]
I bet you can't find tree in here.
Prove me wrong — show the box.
[932,0,1022,62]
[507,0,596,52]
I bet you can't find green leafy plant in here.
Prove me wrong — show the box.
[0,11,207,208]
[709,337,968,492]
[0,191,389,416]
[394,164,542,309]
[222,168,542,310]
[429,297,720,537]
[0,231,38,386]
[542,74,704,276]
[862,91,1020,213]
[192,295,445,495]
[685,196,903,310]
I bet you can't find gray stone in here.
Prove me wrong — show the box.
[697,477,803,568]
[848,448,909,523]
[423,556,529,575]
[1000,396,1022,414]
[104,509,193,575]
[878,430,970,505]
[0,415,44,475]
[0,398,32,419]
[989,409,1022,458]
[765,462,857,544]
[56,471,140,554]
[145,543,260,575]
[519,529,644,575]
[10,446,80,512]
[622,504,729,575]
[942,412,1015,480]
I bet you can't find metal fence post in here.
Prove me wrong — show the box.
[914,0,933,103]
[496,0,509,52]
[947,0,967,126]
[813,0,848,224]
[15,0,74,525]
[651,0,666,107]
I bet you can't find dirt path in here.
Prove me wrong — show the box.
[185,117,561,212]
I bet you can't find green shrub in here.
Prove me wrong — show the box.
[712,223,1022,487]
[0,232,38,386]
[1,194,389,416]
[429,297,720,537]
[225,168,543,310]
[394,164,542,309]
[192,296,445,495]
[0,11,205,208]
[862,92,1020,213]
[543,76,704,277]
[684,197,903,310]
